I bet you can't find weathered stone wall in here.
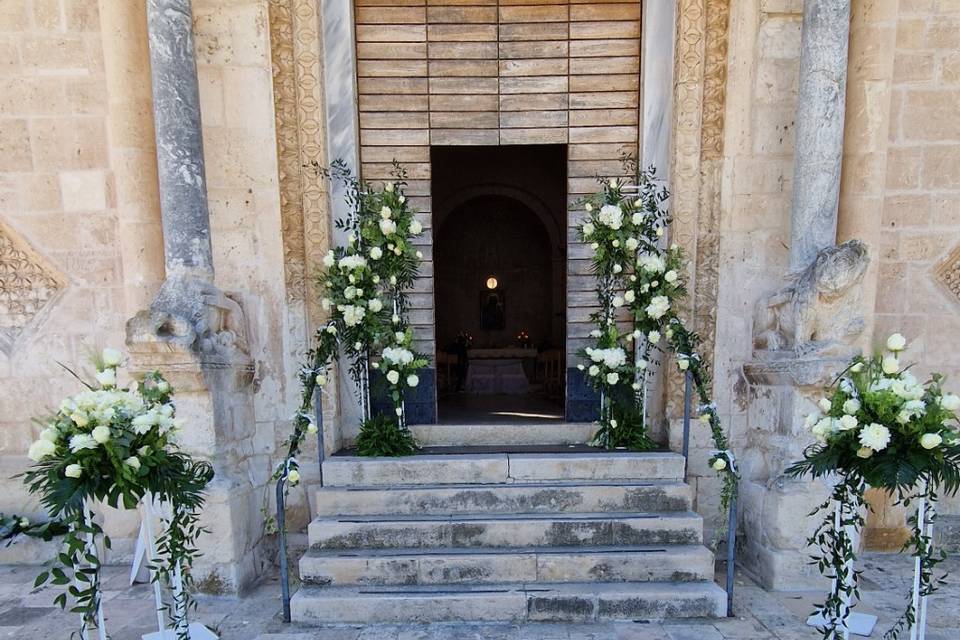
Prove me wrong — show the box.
[0,0,140,543]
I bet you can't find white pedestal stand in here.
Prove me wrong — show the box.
[806,502,878,638]
[139,494,218,640]
[78,502,107,640]
[908,482,933,640]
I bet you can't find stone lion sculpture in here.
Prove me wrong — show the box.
[753,240,870,359]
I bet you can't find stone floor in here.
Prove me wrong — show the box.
[437,392,564,424]
[0,554,957,639]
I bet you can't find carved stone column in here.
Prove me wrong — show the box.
[788,0,852,273]
[126,0,262,592]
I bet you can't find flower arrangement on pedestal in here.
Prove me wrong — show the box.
[576,159,739,516]
[786,334,960,640]
[276,161,428,489]
[19,349,214,640]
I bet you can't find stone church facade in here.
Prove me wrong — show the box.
[1,0,959,600]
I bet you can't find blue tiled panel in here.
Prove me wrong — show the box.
[566,367,600,422]
[370,368,437,425]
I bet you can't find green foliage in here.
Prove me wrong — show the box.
[592,398,658,451]
[355,414,417,457]
[0,512,68,545]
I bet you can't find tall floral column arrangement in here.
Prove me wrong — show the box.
[787,334,960,640]
[20,349,214,640]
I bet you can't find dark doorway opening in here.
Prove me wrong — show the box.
[432,145,567,424]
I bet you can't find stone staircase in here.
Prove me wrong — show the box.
[291,449,726,624]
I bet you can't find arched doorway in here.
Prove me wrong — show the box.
[432,146,567,424]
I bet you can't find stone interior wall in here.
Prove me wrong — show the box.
[0,0,145,549]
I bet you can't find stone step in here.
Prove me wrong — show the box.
[322,452,685,487]
[290,581,726,623]
[410,422,595,446]
[299,545,714,587]
[315,480,692,517]
[308,512,702,550]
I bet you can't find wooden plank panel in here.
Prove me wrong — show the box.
[568,176,607,195]
[427,24,498,41]
[356,42,427,59]
[428,0,495,5]
[500,127,568,145]
[499,5,568,23]
[362,161,431,180]
[498,40,568,58]
[356,6,426,24]
[569,55,638,74]
[357,60,428,77]
[569,38,639,58]
[569,20,640,39]
[359,94,430,112]
[498,22,567,41]
[361,146,431,163]
[568,142,635,160]
[568,158,628,177]
[430,129,500,145]
[428,59,499,77]
[430,111,500,128]
[431,94,500,111]
[569,91,637,109]
[361,128,431,146]
[499,76,568,94]
[427,6,498,24]
[499,110,568,128]
[569,108,638,126]
[358,78,429,95]
[428,42,498,59]
[499,58,568,76]
[569,3,640,21]
[359,112,430,129]
[499,93,567,111]
[356,24,426,42]
[357,0,425,6]
[429,77,499,94]
[569,125,638,143]
[568,73,638,92]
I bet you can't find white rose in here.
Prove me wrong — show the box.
[625,237,638,251]
[95,368,116,388]
[380,206,392,219]
[612,239,620,248]
[386,370,400,385]
[886,333,907,352]
[65,464,83,479]
[577,364,585,371]
[631,211,644,225]
[612,296,624,308]
[395,407,403,417]
[805,413,819,428]
[645,296,670,320]
[321,297,331,310]
[307,420,318,434]
[416,251,424,259]
[39,427,58,443]
[598,204,624,230]
[636,359,648,370]
[606,372,620,385]
[392,314,401,324]
[585,203,593,212]
[581,222,595,237]
[323,251,335,268]
[940,394,960,412]
[677,359,689,371]
[28,438,57,461]
[608,178,618,188]
[410,219,423,234]
[287,469,300,485]
[327,325,337,334]
[859,423,891,452]
[369,298,384,313]
[399,195,406,204]
[379,219,397,236]
[700,413,712,424]
[370,246,383,260]
[655,226,664,238]
[124,456,141,471]
[590,329,602,338]
[407,374,419,387]
[609,419,618,428]
[843,398,861,415]
[920,433,943,450]
[623,290,635,303]
[818,398,832,412]
[664,270,678,283]
[838,415,858,431]
[315,374,327,387]
[138,446,150,456]
[101,348,123,367]
[882,356,899,375]
[591,242,599,250]
[850,362,865,373]
[92,425,111,444]
[648,331,661,343]
[588,365,600,377]
[712,458,727,471]
[395,332,406,344]
[856,447,874,459]
[612,264,623,274]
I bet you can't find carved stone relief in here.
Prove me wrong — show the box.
[935,243,960,305]
[0,223,65,354]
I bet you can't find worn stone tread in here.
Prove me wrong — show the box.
[290,581,727,623]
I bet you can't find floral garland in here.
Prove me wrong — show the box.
[576,161,740,516]
[0,513,68,545]
[786,334,960,640]
[19,349,214,640]
[276,161,428,487]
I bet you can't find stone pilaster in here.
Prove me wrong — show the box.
[126,0,263,592]
[788,0,852,273]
